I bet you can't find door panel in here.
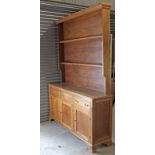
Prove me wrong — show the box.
[62,101,73,130]
[74,109,91,142]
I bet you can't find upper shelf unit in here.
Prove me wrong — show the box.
[57,3,111,94]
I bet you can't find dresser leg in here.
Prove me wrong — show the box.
[48,115,54,121]
[88,145,96,153]
[105,140,112,146]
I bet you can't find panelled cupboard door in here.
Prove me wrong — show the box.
[73,108,91,142]
[61,101,73,130]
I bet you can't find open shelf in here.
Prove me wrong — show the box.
[60,62,103,67]
[59,35,102,43]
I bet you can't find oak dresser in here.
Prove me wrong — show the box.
[49,2,113,152]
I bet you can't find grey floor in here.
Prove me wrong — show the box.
[40,121,115,155]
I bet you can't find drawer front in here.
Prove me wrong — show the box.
[61,91,73,102]
[72,94,92,109]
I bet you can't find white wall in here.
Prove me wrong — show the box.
[54,0,115,10]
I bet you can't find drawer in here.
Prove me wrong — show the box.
[61,91,73,102]
[72,94,92,108]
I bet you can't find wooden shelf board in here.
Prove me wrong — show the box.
[59,35,102,43]
[49,83,108,99]
[60,62,103,67]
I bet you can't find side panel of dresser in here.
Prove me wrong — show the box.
[93,97,112,146]
[48,85,61,123]
[48,85,53,120]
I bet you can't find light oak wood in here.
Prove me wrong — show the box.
[48,86,52,120]
[56,3,111,24]
[49,83,112,152]
[102,9,111,95]
[64,37,103,64]
[61,100,73,130]
[49,3,113,153]
[50,83,107,99]
[65,65,104,92]
[59,35,102,43]
[74,108,90,141]
[57,4,112,94]
[61,62,102,67]
[51,96,59,122]
[88,145,97,153]
[63,11,102,40]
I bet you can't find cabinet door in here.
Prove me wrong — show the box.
[61,101,73,130]
[74,107,92,142]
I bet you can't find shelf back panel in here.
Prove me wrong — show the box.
[64,65,104,93]
[64,38,103,64]
[63,11,102,40]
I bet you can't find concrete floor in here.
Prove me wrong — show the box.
[40,121,115,155]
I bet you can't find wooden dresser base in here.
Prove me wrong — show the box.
[49,83,112,153]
